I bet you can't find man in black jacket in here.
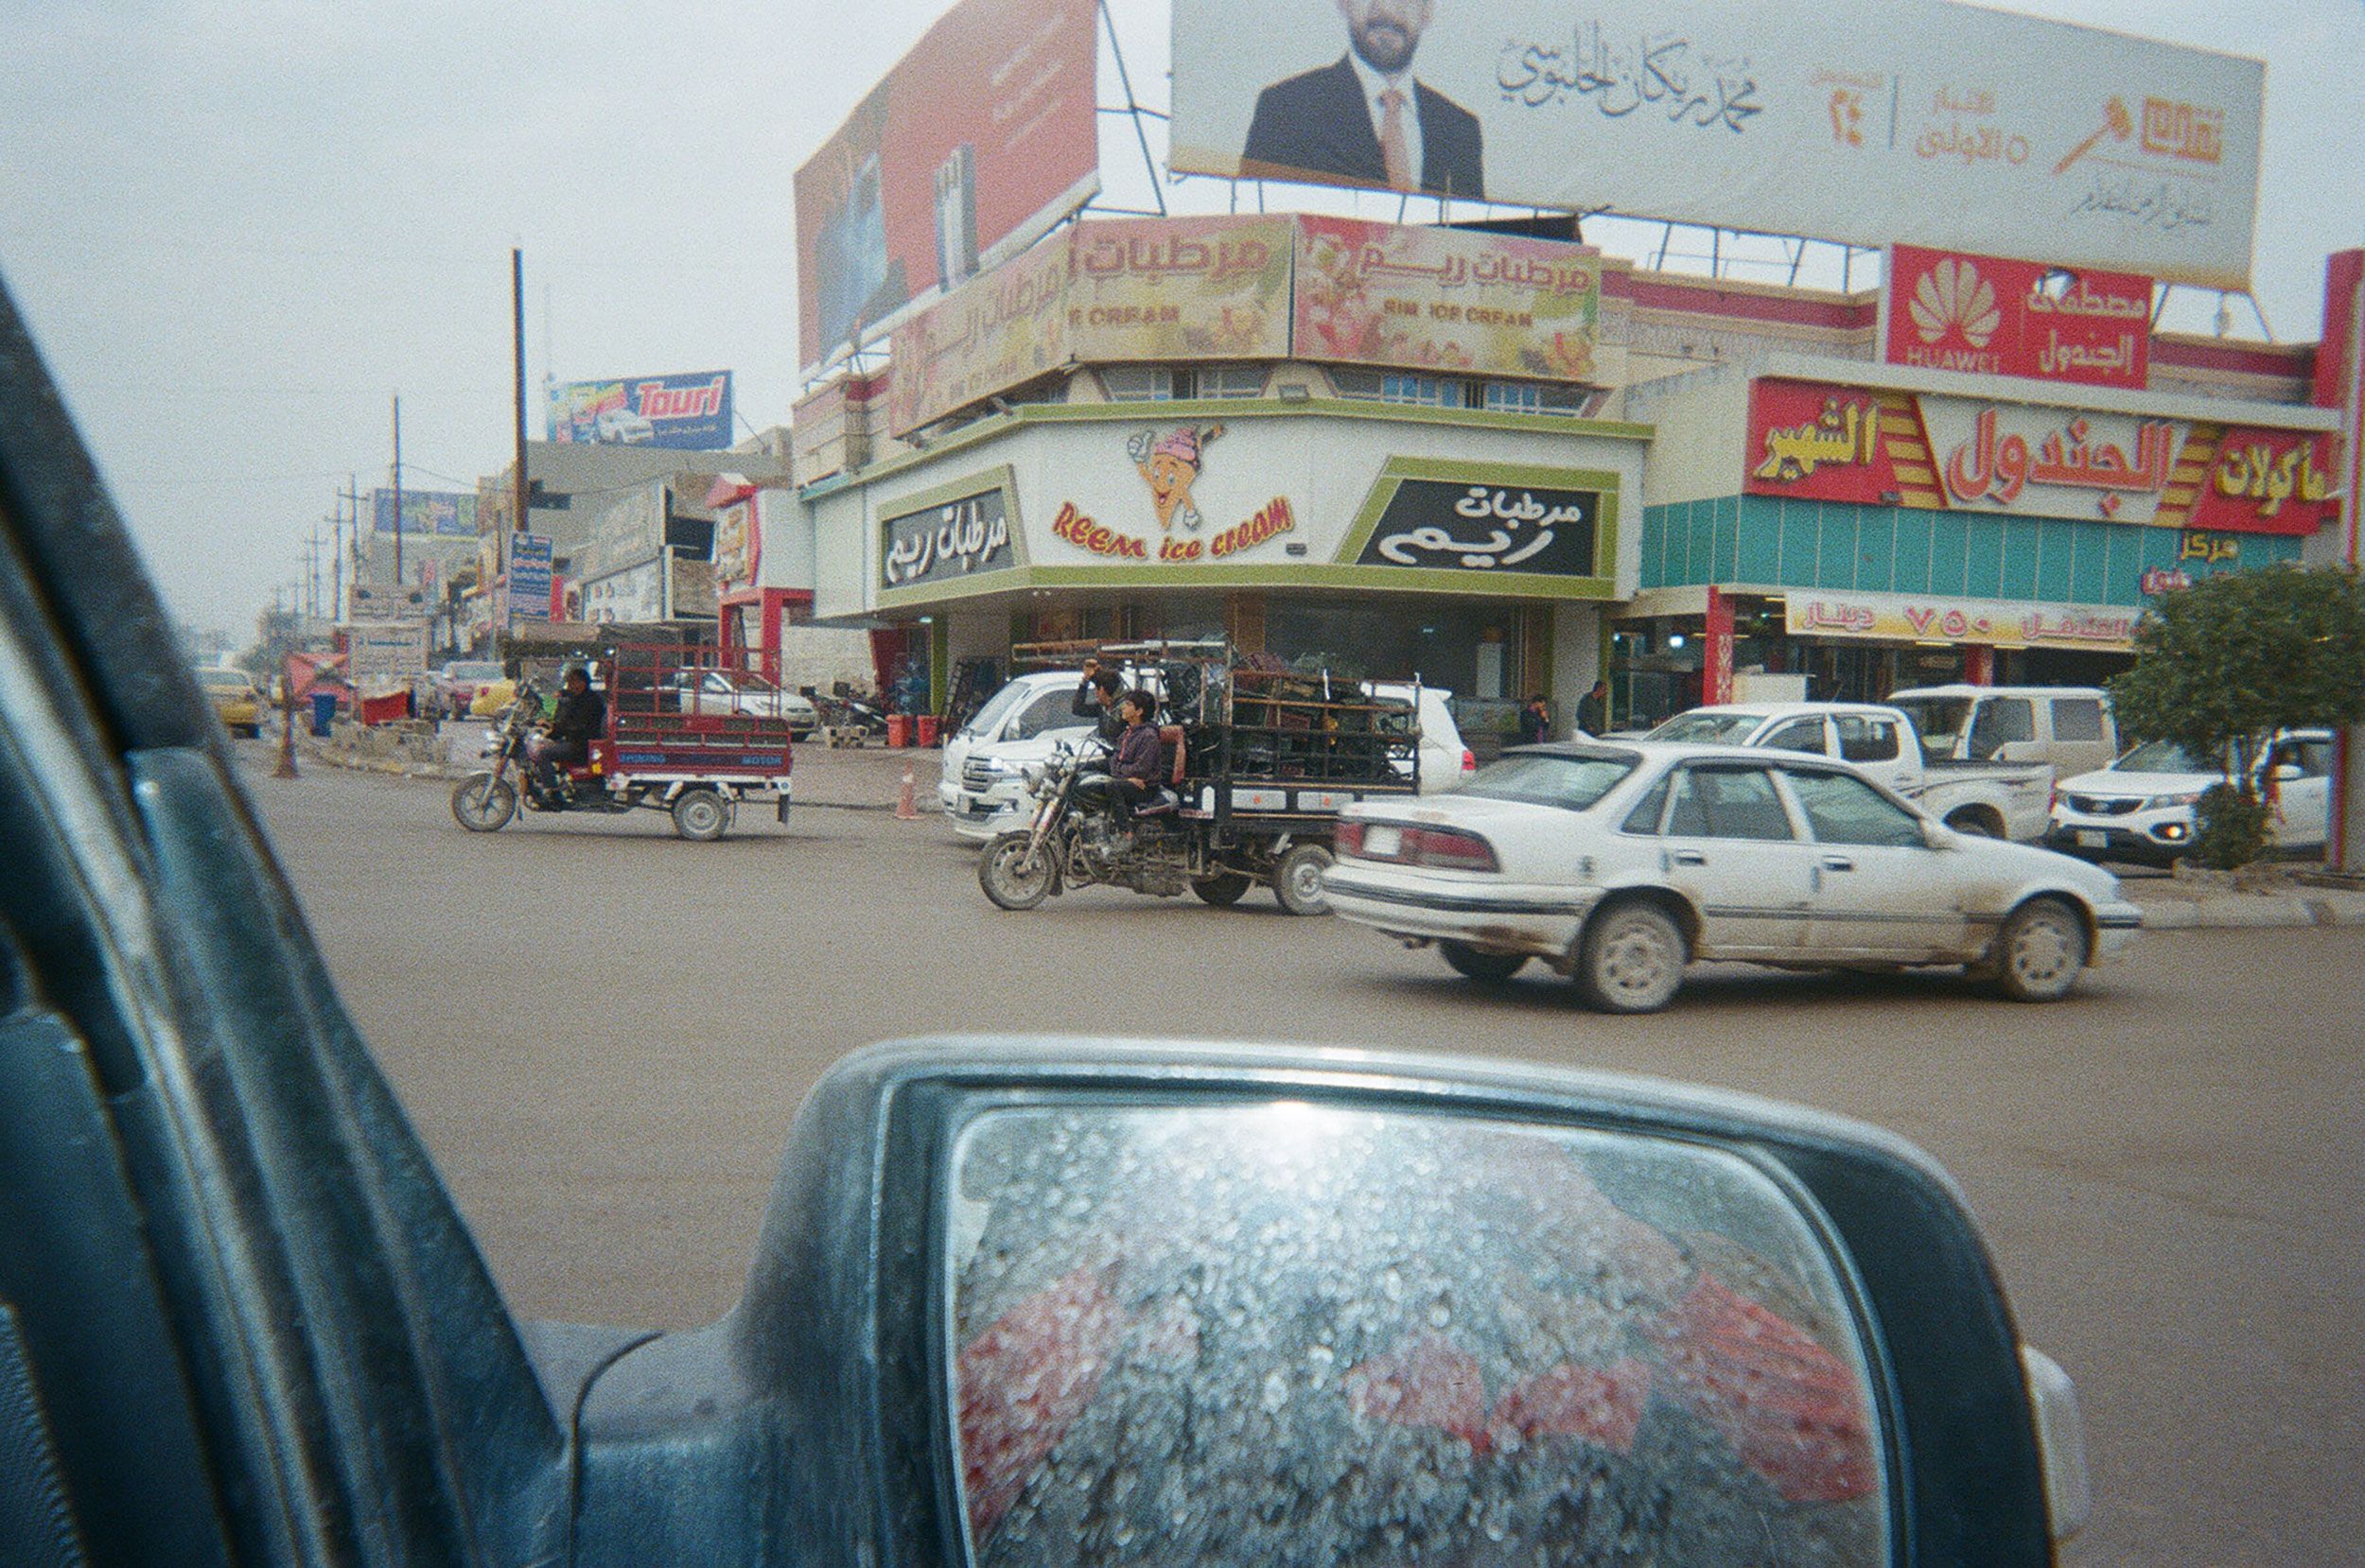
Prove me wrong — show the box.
[530,664,605,792]
[1072,660,1127,744]
[1243,0,1483,199]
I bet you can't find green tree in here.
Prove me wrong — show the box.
[2107,566,2365,859]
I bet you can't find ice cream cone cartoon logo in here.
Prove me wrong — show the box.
[1127,424,1223,532]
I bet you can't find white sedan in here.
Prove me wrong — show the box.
[1323,741,2141,1013]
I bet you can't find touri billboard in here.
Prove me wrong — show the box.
[549,371,734,450]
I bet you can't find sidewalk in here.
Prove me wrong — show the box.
[2119,867,2365,931]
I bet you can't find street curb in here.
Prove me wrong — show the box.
[2134,896,2365,931]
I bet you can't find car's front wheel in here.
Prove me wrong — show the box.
[1985,897,2089,1002]
[1575,900,1688,1014]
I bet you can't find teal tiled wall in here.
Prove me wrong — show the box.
[1638,495,2303,606]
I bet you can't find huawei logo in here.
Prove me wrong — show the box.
[1909,256,2001,349]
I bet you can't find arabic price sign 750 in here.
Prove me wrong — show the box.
[882,488,1015,592]
[1883,245,2150,390]
[1356,481,1602,577]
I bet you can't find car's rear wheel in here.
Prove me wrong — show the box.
[1574,900,1687,1014]
[1270,844,1335,916]
[1945,807,2004,838]
[1441,942,1528,984]
[1987,897,2088,1002]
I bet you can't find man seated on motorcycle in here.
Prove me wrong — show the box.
[1072,660,1126,743]
[528,664,605,792]
[1109,688,1169,817]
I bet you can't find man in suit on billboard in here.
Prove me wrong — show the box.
[1243,0,1483,200]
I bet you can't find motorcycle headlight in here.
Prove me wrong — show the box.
[1023,763,1048,792]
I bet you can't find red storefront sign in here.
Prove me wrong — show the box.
[1744,377,2332,536]
[1883,245,2150,390]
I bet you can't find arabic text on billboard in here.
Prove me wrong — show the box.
[372,489,478,536]
[1743,377,2336,536]
[795,0,1100,372]
[1294,218,1600,381]
[549,372,734,450]
[885,216,1599,435]
[1883,245,2150,390]
[1168,0,2261,288]
[507,534,553,625]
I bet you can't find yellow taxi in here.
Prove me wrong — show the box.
[197,668,266,738]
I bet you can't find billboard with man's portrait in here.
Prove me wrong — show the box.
[795,0,1101,373]
[1170,0,2263,288]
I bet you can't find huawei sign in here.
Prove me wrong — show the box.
[1884,244,2150,390]
[1908,256,2001,350]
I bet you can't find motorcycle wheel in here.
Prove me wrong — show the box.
[1191,871,1253,907]
[1271,843,1336,916]
[451,773,517,832]
[980,832,1054,911]
[671,788,731,841]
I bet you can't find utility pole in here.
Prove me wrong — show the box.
[338,475,360,622]
[308,521,324,620]
[513,249,530,536]
[391,392,404,588]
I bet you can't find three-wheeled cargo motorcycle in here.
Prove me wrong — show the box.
[450,645,794,841]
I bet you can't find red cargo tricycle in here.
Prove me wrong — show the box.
[449,646,794,841]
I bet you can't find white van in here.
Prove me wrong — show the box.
[940,670,1476,841]
[1885,686,2120,778]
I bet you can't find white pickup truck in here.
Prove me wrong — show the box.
[1645,702,2056,841]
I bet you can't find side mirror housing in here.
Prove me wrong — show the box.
[574,1040,2073,1566]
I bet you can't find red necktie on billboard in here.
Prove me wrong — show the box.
[1378,88,1412,191]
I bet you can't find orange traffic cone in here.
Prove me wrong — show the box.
[896,766,919,821]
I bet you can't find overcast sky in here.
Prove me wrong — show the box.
[2,0,2358,640]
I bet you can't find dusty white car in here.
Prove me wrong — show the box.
[1323,741,2141,1012]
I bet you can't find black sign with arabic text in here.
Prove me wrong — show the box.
[881,488,1014,591]
[1356,480,1601,576]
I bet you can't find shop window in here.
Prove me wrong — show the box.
[1482,381,1586,416]
[1101,366,1176,402]
[1331,369,1467,408]
[2050,698,2105,742]
[1198,365,1268,399]
[1835,715,1901,763]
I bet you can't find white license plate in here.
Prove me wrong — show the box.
[1363,825,1402,857]
[2076,829,2107,848]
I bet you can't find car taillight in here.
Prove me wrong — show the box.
[1404,826,1499,872]
[1334,820,1366,856]
[1461,748,1477,774]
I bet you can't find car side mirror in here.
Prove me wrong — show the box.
[579,1041,2085,1563]
[1921,820,1955,850]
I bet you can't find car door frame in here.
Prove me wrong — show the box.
[1647,759,1822,960]
[1774,763,1976,961]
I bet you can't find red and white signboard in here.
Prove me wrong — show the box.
[1743,377,2335,536]
[1883,245,2150,390]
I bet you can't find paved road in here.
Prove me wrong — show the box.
[242,746,2361,1565]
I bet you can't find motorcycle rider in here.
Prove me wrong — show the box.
[1071,659,1127,743]
[1072,688,1165,833]
[529,663,605,793]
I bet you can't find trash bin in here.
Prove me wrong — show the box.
[885,715,912,748]
[916,714,940,747]
[309,691,338,738]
